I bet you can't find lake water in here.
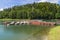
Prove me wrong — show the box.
[0,24,49,40]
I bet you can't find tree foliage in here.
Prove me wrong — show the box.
[0,2,60,19]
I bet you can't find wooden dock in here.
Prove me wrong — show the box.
[3,20,56,26]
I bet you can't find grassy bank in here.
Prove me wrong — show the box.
[0,19,30,22]
[48,26,60,40]
[0,19,59,23]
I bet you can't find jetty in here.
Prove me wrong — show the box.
[3,20,30,26]
[3,20,56,26]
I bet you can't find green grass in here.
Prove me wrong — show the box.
[0,19,30,22]
[48,26,60,40]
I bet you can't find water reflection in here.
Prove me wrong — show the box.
[0,25,50,40]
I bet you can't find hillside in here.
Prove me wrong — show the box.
[0,2,60,19]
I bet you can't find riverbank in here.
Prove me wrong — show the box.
[48,26,60,40]
[0,19,58,21]
[26,25,60,40]
[0,19,30,21]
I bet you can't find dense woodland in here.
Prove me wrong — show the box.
[0,2,60,19]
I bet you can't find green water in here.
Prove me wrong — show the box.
[0,24,50,40]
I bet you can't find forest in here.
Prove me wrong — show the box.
[0,2,60,19]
